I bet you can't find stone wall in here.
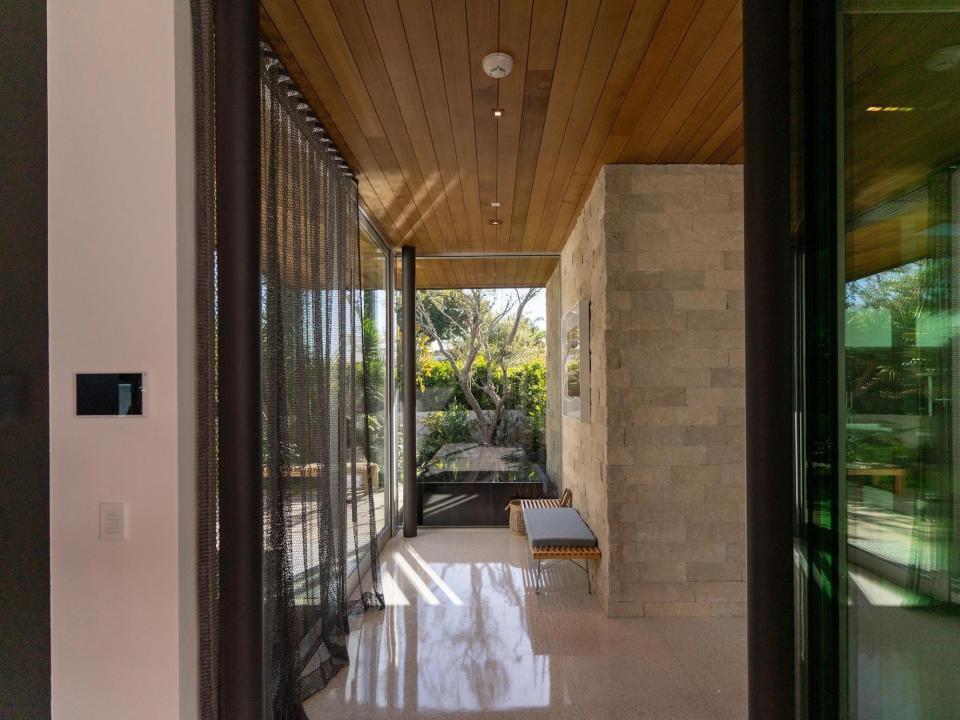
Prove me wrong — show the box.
[558,175,611,609]
[549,164,745,618]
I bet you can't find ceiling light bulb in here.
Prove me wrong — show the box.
[491,201,501,208]
[493,108,504,118]
[489,219,501,226]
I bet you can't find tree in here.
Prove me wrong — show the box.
[416,288,541,445]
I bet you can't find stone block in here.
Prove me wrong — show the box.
[704,270,745,290]
[673,290,728,310]
[643,602,711,617]
[686,309,743,330]
[660,269,705,289]
[631,173,705,194]
[711,367,745,387]
[622,582,696,603]
[687,562,744,581]
[723,250,744,270]
[623,561,687,582]
[693,581,747,603]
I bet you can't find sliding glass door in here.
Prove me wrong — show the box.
[840,6,960,717]
[357,217,398,552]
[797,3,960,718]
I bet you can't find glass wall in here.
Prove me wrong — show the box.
[351,225,390,571]
[413,285,548,526]
[799,4,960,718]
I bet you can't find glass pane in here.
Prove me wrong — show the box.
[352,227,387,569]
[414,286,549,526]
[394,255,404,528]
[841,5,960,718]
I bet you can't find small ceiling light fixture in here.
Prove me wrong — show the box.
[482,52,514,79]
[491,201,501,208]
[493,108,504,118]
[489,219,501,226]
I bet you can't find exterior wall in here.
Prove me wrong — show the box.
[552,164,745,618]
[47,1,197,718]
[558,175,611,610]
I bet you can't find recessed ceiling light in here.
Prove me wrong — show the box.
[493,108,504,118]
[491,201,501,208]
[489,219,501,226]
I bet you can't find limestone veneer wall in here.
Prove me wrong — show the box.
[551,164,745,618]
[559,174,611,609]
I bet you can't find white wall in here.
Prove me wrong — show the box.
[48,1,196,718]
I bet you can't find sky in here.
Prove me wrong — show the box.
[484,287,546,329]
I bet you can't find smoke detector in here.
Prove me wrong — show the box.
[482,52,514,79]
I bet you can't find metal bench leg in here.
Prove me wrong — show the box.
[536,559,542,595]
[587,561,592,595]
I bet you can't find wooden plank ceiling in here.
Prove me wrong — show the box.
[412,256,558,289]
[260,0,744,285]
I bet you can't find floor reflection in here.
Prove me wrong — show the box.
[303,529,746,719]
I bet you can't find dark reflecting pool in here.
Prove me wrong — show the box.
[417,443,547,526]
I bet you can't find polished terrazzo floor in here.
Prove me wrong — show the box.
[306,528,746,720]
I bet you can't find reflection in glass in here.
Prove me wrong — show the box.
[841,6,960,717]
[351,227,388,573]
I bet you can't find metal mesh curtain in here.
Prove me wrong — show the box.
[192,1,219,719]
[259,41,384,718]
[192,2,384,716]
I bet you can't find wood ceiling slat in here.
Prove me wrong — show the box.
[364,0,463,251]
[494,0,534,255]
[658,48,741,161]
[706,120,743,163]
[396,0,474,250]
[263,0,747,286]
[508,0,565,251]
[323,0,448,250]
[542,0,704,249]
[676,75,742,161]
[278,0,418,242]
[619,0,738,161]
[466,0,501,251]
[636,1,742,162]
[539,0,669,250]
[261,2,409,242]
[531,0,639,250]
[433,0,486,252]
[521,0,602,250]
[690,102,743,163]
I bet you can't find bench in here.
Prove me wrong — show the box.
[523,507,600,594]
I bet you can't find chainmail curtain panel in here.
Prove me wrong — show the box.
[260,42,384,719]
[192,1,219,719]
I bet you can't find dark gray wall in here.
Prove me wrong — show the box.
[0,1,50,718]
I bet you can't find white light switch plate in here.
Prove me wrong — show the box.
[99,502,126,542]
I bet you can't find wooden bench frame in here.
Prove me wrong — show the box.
[521,498,601,594]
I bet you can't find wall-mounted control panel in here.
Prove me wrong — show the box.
[76,373,144,416]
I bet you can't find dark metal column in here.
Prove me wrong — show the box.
[743,1,796,719]
[215,1,262,718]
[402,246,417,537]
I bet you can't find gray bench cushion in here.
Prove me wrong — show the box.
[523,507,598,548]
